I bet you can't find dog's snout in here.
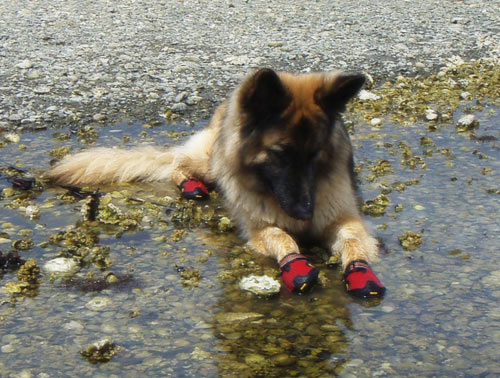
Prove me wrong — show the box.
[292,195,314,220]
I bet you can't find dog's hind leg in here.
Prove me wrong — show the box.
[169,104,227,199]
[326,217,385,298]
[249,226,319,294]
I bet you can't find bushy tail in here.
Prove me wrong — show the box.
[46,146,176,186]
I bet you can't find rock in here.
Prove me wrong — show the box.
[171,103,188,113]
[85,296,112,311]
[24,205,40,219]
[358,89,380,101]
[482,271,500,288]
[186,95,203,105]
[16,60,33,69]
[272,353,297,366]
[244,353,267,365]
[460,91,471,100]
[425,108,438,121]
[174,92,187,102]
[34,86,51,94]
[239,275,280,296]
[456,114,478,131]
[63,320,84,332]
[1,344,15,353]
[92,113,107,122]
[4,133,20,143]
[43,257,80,275]
[346,358,364,367]
[370,118,382,126]
[14,370,32,378]
[80,339,120,363]
[381,305,395,313]
[399,231,423,251]
[267,41,284,47]
[216,312,264,323]
[224,55,250,65]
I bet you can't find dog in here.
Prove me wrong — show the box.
[47,68,385,297]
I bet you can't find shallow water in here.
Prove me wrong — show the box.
[0,105,498,377]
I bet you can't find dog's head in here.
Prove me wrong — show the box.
[237,68,365,221]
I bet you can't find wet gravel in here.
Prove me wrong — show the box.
[1,0,499,127]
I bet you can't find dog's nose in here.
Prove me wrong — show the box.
[292,200,314,220]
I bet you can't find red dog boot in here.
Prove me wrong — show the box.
[343,260,386,298]
[279,253,319,294]
[180,178,209,200]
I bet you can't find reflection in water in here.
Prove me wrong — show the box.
[211,253,353,376]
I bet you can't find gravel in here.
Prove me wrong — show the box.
[1,0,499,127]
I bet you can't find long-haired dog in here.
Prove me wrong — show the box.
[48,68,385,297]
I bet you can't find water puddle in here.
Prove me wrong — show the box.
[0,103,498,376]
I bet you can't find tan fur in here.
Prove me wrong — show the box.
[46,70,378,272]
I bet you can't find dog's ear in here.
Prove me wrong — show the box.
[315,73,365,115]
[239,68,291,123]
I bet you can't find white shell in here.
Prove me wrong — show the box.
[43,257,80,275]
[239,274,281,296]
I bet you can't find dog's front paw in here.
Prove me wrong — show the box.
[343,260,385,298]
[279,253,319,294]
[180,178,209,200]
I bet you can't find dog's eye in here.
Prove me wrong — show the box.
[268,146,285,157]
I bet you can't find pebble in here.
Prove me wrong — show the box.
[244,353,266,365]
[85,296,113,311]
[171,103,188,113]
[174,92,187,103]
[216,312,264,323]
[4,133,20,143]
[457,114,476,127]
[34,86,51,94]
[24,205,41,219]
[92,113,107,122]
[358,89,381,101]
[15,60,33,69]
[460,91,471,99]
[346,359,364,368]
[1,344,15,353]
[272,353,297,366]
[481,271,500,288]
[425,108,439,121]
[370,118,382,126]
[381,305,395,313]
[63,321,84,332]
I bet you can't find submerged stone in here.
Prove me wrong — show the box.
[399,232,423,251]
[216,312,264,323]
[80,339,120,364]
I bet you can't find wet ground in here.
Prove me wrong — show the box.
[0,78,499,376]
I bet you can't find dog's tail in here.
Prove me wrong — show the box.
[46,146,176,186]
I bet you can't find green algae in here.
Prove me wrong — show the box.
[80,339,120,364]
[362,194,390,217]
[398,232,423,251]
[350,59,500,125]
[4,258,41,303]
